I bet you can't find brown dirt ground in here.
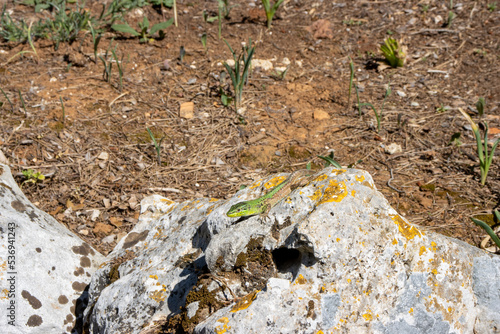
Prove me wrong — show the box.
[0,0,499,256]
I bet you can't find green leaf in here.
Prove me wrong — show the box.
[476,97,485,117]
[150,18,174,35]
[111,24,140,36]
[471,217,500,248]
[207,16,219,23]
[318,154,342,168]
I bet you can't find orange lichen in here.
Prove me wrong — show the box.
[295,274,307,285]
[419,246,426,256]
[313,174,328,182]
[331,169,346,175]
[355,175,365,182]
[264,176,286,189]
[231,290,259,313]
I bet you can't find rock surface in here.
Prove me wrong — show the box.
[83,168,500,333]
[0,164,104,333]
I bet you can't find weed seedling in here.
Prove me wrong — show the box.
[147,127,165,165]
[201,32,207,51]
[112,16,173,43]
[476,97,485,117]
[0,87,14,112]
[436,104,449,113]
[347,57,355,109]
[458,107,499,185]
[261,0,284,29]
[318,152,342,168]
[446,0,456,27]
[60,96,65,125]
[380,37,406,68]
[88,21,102,63]
[111,49,124,91]
[223,39,256,111]
[21,169,45,188]
[449,133,462,147]
[18,90,27,116]
[488,2,497,11]
[359,83,391,133]
[471,210,500,249]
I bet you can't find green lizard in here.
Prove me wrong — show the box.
[226,169,314,218]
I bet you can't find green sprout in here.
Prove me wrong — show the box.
[0,87,14,112]
[488,2,497,11]
[347,57,355,110]
[471,210,500,249]
[318,152,342,168]
[223,39,256,111]
[201,32,207,51]
[147,127,165,165]
[380,37,406,68]
[359,83,391,133]
[458,107,499,185]
[436,104,449,113]
[476,97,485,117]
[21,169,45,188]
[112,16,173,43]
[88,21,102,64]
[261,0,284,29]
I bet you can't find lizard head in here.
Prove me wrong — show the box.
[226,201,263,217]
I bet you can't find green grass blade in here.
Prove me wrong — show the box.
[471,217,500,248]
[111,23,140,36]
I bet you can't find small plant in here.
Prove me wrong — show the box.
[471,210,500,249]
[359,83,391,133]
[88,21,102,64]
[60,96,65,125]
[446,0,456,27]
[347,57,355,109]
[271,66,289,81]
[99,40,117,84]
[201,32,207,51]
[436,104,449,113]
[223,39,256,111]
[476,97,485,117]
[18,90,28,115]
[147,127,165,165]
[458,107,499,185]
[112,16,173,43]
[421,4,429,13]
[380,37,406,68]
[318,152,342,168]
[217,0,235,18]
[261,0,284,29]
[0,87,13,112]
[111,49,125,91]
[488,2,497,11]
[449,132,462,147]
[21,169,45,188]
[342,19,363,26]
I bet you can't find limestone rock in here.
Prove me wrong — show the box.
[83,168,500,333]
[0,164,105,333]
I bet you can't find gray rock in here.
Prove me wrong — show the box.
[83,169,500,334]
[0,164,104,333]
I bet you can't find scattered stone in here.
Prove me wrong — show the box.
[88,209,100,222]
[102,234,116,244]
[251,59,273,71]
[410,101,420,107]
[180,102,195,119]
[313,108,330,120]
[396,90,407,97]
[275,150,282,156]
[103,198,111,208]
[79,229,89,236]
[109,217,123,228]
[97,152,109,160]
[384,143,402,155]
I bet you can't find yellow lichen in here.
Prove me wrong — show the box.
[362,309,373,321]
[308,189,323,202]
[409,308,414,314]
[149,290,165,302]
[149,274,158,280]
[392,238,398,245]
[295,274,308,285]
[355,175,365,182]
[313,174,328,182]
[391,215,423,240]
[264,176,286,189]
[209,198,219,202]
[351,190,356,197]
[331,169,346,176]
[160,198,175,205]
[249,180,263,189]
[318,180,348,205]
[419,246,426,256]
[231,290,259,313]
[215,317,231,334]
